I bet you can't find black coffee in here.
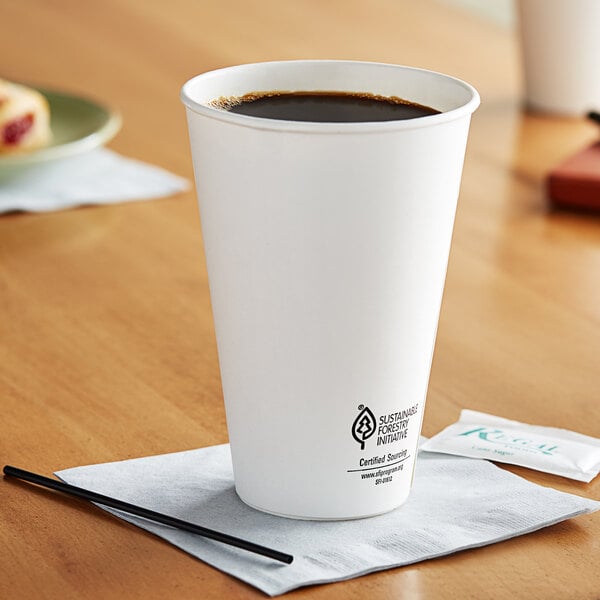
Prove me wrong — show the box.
[215,91,440,123]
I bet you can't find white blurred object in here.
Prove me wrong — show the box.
[0,148,189,213]
[517,0,600,115]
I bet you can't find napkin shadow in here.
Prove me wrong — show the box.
[171,483,245,523]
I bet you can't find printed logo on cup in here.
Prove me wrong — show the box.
[352,405,377,450]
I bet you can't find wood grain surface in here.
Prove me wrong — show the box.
[1,1,599,598]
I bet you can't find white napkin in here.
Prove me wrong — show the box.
[56,443,599,596]
[0,148,189,213]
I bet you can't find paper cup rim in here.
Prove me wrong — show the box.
[180,60,480,133]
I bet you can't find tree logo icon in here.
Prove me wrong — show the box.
[352,405,377,450]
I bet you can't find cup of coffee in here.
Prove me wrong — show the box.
[181,60,479,520]
[517,0,600,115]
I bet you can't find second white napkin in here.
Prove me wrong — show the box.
[0,148,189,213]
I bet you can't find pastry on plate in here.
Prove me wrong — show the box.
[0,79,52,154]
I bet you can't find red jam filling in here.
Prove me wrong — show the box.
[2,113,34,145]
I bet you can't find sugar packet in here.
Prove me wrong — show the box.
[421,410,600,482]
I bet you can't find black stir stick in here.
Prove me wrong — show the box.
[3,465,293,564]
[587,111,600,125]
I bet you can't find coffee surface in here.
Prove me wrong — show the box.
[216,91,440,123]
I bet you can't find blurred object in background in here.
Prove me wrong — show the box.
[0,79,52,154]
[441,0,515,28]
[517,0,600,115]
[547,112,600,211]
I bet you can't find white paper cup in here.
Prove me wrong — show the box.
[181,60,479,520]
[518,0,600,115]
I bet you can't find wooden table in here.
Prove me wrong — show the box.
[1,1,599,598]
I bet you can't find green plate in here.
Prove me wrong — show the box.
[0,86,121,171]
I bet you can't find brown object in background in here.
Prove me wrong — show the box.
[547,116,600,211]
